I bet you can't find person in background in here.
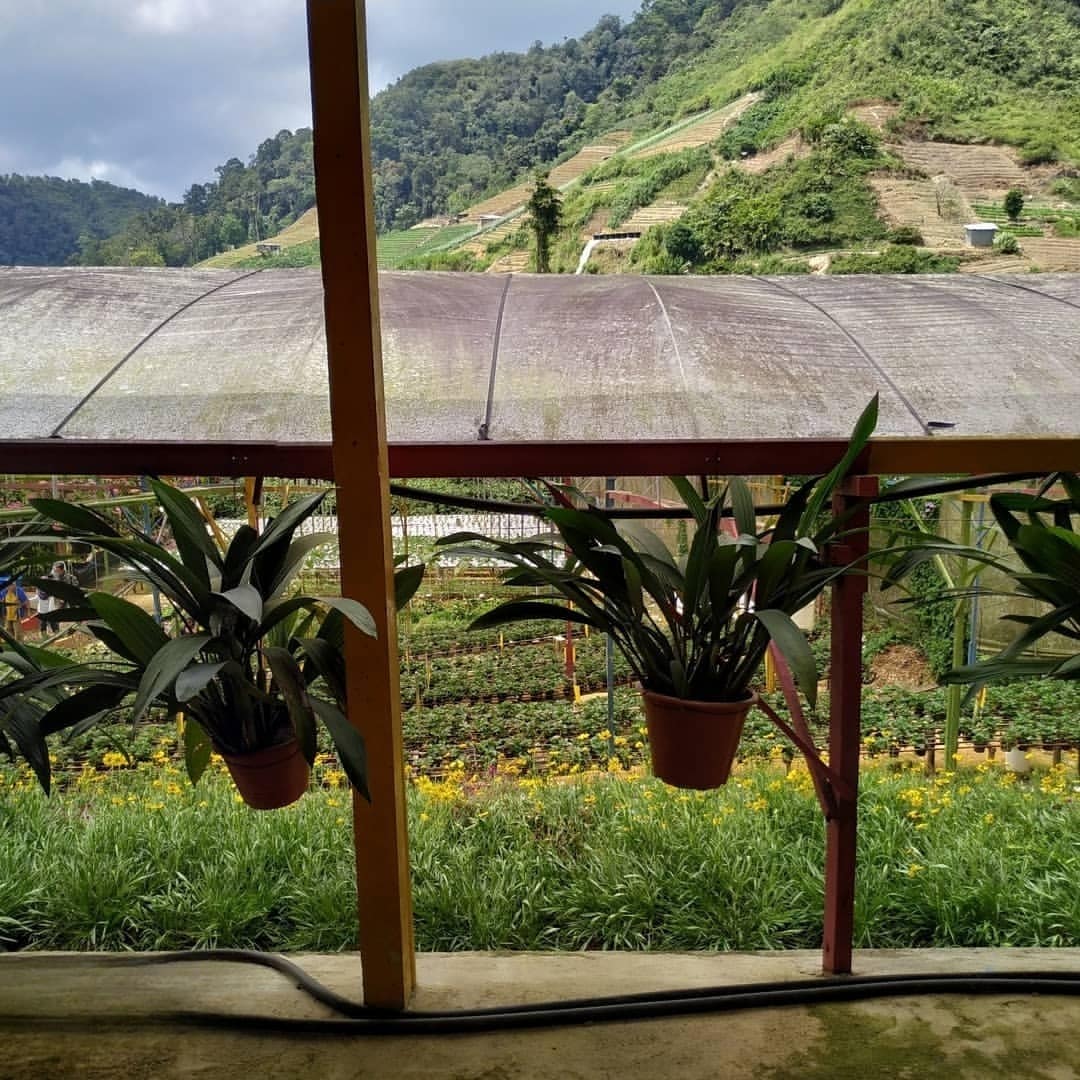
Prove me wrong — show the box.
[36,561,72,636]
[3,578,27,642]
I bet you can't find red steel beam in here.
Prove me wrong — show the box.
[822,475,878,975]
[3,436,1078,480]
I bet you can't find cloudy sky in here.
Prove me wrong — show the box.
[0,0,640,202]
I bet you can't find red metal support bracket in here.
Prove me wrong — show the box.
[822,475,877,975]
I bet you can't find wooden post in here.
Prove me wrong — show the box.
[306,0,415,1008]
[822,475,877,975]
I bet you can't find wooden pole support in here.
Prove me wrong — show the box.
[306,0,415,1008]
[822,475,877,975]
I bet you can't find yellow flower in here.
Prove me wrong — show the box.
[419,812,430,823]
[598,729,612,741]
[101,752,127,768]
[983,812,995,825]
[327,797,341,808]
[749,797,768,812]
[906,863,925,877]
[583,794,597,806]
[335,817,345,826]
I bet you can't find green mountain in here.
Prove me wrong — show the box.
[20,0,1080,271]
[0,175,163,266]
[370,0,1080,234]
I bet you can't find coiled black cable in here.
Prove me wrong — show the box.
[108,950,1080,1035]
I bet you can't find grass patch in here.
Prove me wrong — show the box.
[2,757,1078,952]
[829,246,960,274]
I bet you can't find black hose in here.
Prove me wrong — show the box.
[110,950,1080,1035]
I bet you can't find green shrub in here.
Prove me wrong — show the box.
[886,225,924,246]
[1003,188,1025,221]
[1019,144,1059,166]
[829,246,960,274]
[996,233,1021,255]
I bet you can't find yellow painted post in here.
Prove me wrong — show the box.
[306,0,415,1008]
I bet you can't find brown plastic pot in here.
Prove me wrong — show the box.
[642,690,758,790]
[220,739,311,810]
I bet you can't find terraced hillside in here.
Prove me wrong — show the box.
[201,208,320,268]
[460,136,631,225]
[630,93,760,159]
[869,177,971,250]
[890,142,1029,197]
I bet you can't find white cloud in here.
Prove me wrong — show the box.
[132,0,212,35]
[1,1,641,199]
[47,156,155,194]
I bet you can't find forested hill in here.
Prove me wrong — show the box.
[372,0,1080,232]
[0,176,163,266]
[12,0,1080,266]
[370,1,725,231]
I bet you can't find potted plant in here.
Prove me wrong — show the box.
[0,480,423,809]
[438,398,879,789]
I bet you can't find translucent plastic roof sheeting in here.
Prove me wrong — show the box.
[2,267,1078,446]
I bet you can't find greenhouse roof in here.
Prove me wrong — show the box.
[2,267,1078,456]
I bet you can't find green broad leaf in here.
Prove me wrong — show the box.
[668,657,687,697]
[944,658,1062,684]
[150,478,222,583]
[755,608,818,710]
[394,563,425,611]
[294,637,346,711]
[28,498,120,537]
[771,477,814,543]
[25,577,87,607]
[258,595,376,641]
[683,500,721,619]
[311,698,369,802]
[1,699,52,794]
[669,477,708,526]
[1,639,71,672]
[621,557,644,617]
[265,647,317,766]
[470,601,596,631]
[39,682,132,737]
[802,394,878,529]
[618,522,676,567]
[706,544,740,636]
[320,597,377,638]
[131,634,212,723]
[89,593,171,668]
[217,584,264,624]
[268,532,339,600]
[221,525,261,591]
[1051,653,1080,678]
[754,540,799,608]
[183,716,212,785]
[729,476,757,539]
[315,608,345,652]
[252,490,328,556]
[175,662,229,703]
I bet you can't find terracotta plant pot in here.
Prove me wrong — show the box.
[642,690,758,790]
[220,739,311,810]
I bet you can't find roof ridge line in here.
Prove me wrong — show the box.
[49,269,264,439]
[753,275,933,437]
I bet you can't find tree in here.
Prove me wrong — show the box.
[1004,188,1025,221]
[526,172,562,273]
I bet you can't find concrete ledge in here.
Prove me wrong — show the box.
[3,949,1080,1077]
